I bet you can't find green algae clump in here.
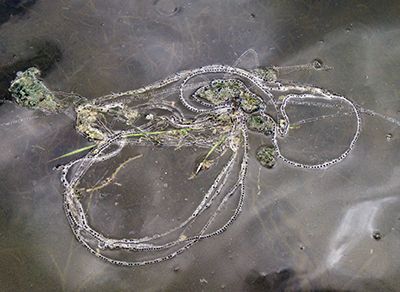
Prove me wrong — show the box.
[8,67,61,112]
[247,115,274,135]
[194,79,240,105]
[256,145,276,168]
[239,91,261,113]
[194,78,261,113]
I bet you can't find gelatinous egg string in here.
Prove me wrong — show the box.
[8,64,361,266]
[61,65,361,266]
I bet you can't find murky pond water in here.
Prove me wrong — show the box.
[1,1,400,291]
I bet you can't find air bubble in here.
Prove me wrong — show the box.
[372,231,383,241]
[312,59,324,70]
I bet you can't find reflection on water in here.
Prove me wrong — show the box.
[1,0,400,291]
[326,197,397,270]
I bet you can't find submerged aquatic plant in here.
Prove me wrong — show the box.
[10,58,361,266]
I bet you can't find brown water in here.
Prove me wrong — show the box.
[1,1,400,291]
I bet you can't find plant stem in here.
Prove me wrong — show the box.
[195,135,227,174]
[50,128,193,161]
[49,144,96,161]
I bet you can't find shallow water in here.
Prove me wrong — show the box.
[1,1,400,291]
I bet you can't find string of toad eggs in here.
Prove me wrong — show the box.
[60,64,361,266]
